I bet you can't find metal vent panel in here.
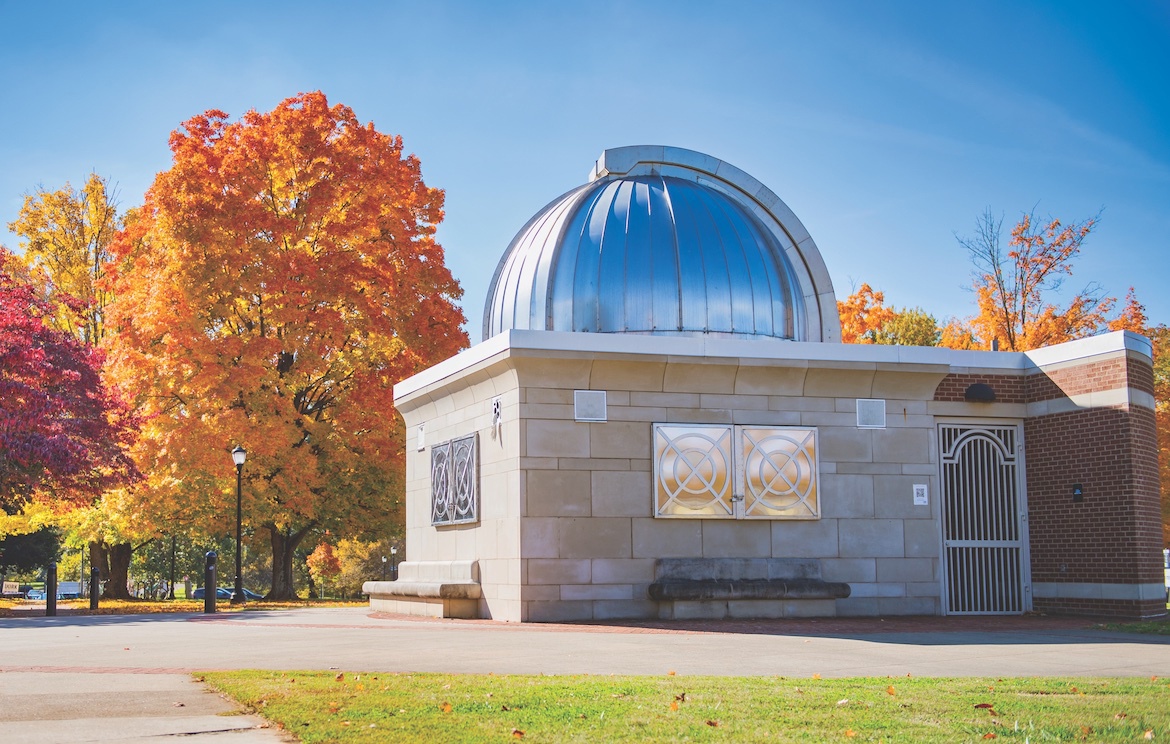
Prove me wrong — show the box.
[857,399,886,429]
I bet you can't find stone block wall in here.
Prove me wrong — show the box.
[398,361,525,620]
[511,354,950,621]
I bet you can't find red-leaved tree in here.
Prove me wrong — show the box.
[0,247,137,512]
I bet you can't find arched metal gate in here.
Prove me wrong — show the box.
[938,423,1031,614]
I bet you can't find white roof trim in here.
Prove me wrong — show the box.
[395,330,1148,402]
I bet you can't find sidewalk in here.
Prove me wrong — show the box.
[0,608,1167,741]
[0,670,286,743]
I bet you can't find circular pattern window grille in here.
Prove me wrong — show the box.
[654,425,819,519]
[742,428,818,518]
[654,425,733,516]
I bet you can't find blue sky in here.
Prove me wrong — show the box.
[2,1,1167,341]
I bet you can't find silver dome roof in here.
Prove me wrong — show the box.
[483,147,840,343]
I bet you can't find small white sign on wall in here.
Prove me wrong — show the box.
[417,423,425,452]
[913,483,929,506]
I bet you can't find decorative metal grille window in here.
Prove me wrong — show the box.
[653,424,819,519]
[430,433,479,526]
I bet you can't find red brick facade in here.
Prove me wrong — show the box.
[934,353,1165,619]
[933,373,1026,403]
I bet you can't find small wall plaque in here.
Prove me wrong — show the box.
[913,484,929,506]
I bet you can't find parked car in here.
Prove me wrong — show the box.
[191,587,263,600]
[25,589,45,600]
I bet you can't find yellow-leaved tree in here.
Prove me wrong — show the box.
[105,92,468,598]
[8,173,120,345]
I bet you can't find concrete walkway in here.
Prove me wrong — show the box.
[1,608,1168,741]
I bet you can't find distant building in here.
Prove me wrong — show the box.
[366,147,1165,621]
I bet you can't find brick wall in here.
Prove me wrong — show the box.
[1032,597,1166,618]
[1027,357,1130,403]
[935,353,1165,619]
[1024,407,1162,586]
[1022,353,1164,619]
[933,373,1026,403]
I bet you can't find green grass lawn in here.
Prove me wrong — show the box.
[202,671,1170,742]
[1099,618,1170,636]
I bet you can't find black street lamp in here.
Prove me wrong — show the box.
[230,446,247,605]
[390,545,398,580]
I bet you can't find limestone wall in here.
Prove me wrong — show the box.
[509,352,956,621]
[397,359,524,621]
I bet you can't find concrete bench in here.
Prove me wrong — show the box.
[648,558,850,619]
[363,560,482,619]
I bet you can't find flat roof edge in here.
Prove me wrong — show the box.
[395,330,1147,401]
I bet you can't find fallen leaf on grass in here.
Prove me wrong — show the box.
[1113,713,1127,720]
[172,702,185,708]
[886,685,896,696]
[670,701,679,712]
[982,734,997,740]
[512,729,524,738]
[845,730,857,738]
[668,670,676,676]
[1143,730,1154,740]
[501,705,510,711]
[674,692,687,703]
[975,704,994,709]
[340,721,351,726]
[706,720,720,727]
[334,673,344,682]
[813,674,822,680]
[327,702,341,715]
[1080,726,1092,737]
[440,702,452,713]
[442,684,451,690]
[837,699,849,706]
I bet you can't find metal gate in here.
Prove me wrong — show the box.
[938,423,1030,614]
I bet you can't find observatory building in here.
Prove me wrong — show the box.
[365,146,1164,621]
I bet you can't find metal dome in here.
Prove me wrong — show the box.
[483,147,840,343]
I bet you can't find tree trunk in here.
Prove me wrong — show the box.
[89,540,109,584]
[266,522,315,600]
[104,542,134,599]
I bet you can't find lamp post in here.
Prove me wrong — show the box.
[381,555,387,581]
[390,545,398,580]
[230,446,247,605]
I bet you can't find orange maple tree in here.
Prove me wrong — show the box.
[957,210,1114,351]
[1108,287,1147,334]
[837,283,896,344]
[104,92,468,598]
